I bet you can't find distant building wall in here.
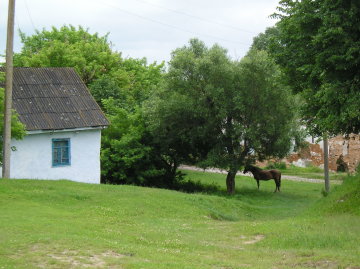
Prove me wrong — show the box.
[286,134,360,173]
[4,128,102,183]
[328,134,360,172]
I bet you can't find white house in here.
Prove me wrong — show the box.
[1,67,109,183]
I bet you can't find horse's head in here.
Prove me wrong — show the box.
[243,165,251,174]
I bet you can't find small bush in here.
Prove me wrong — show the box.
[356,162,360,175]
[175,180,221,194]
[266,161,287,170]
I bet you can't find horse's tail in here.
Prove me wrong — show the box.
[272,170,281,190]
[279,173,281,186]
[277,172,281,191]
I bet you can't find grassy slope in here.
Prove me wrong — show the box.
[277,165,347,180]
[0,172,359,268]
[280,166,347,180]
[309,172,360,216]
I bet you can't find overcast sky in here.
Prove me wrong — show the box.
[0,0,279,64]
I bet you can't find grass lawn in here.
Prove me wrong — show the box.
[277,165,347,181]
[0,172,359,268]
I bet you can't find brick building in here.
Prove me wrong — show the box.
[287,134,360,173]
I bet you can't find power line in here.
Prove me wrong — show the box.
[132,0,256,34]
[23,0,36,31]
[101,1,251,47]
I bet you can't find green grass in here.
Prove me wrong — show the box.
[0,172,359,268]
[277,165,347,180]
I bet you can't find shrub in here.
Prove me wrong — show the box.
[266,161,287,170]
[175,180,221,194]
[356,162,360,175]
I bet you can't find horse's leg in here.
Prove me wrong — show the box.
[257,180,260,190]
[274,177,281,192]
[273,179,277,192]
[278,175,281,192]
[273,179,279,192]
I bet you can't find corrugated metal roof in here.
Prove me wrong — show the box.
[1,67,109,131]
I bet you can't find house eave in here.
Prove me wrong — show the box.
[26,126,108,135]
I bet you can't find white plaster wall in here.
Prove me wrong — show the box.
[305,135,324,150]
[7,128,102,184]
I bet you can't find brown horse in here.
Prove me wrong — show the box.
[243,165,281,192]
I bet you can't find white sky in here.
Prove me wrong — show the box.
[0,0,279,64]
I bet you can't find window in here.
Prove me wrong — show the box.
[52,138,70,166]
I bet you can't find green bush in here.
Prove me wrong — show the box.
[356,162,360,175]
[265,161,287,170]
[175,179,221,194]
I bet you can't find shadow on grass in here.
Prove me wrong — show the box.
[175,176,318,205]
[177,180,314,221]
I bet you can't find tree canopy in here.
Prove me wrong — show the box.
[147,39,298,194]
[250,26,280,52]
[14,25,121,85]
[272,0,360,135]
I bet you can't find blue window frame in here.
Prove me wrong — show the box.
[52,138,71,167]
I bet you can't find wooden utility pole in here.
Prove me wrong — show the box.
[323,135,330,193]
[2,0,16,179]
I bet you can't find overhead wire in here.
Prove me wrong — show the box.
[101,1,251,47]
[10,0,253,54]
[132,0,256,34]
[14,0,36,39]
[23,0,36,31]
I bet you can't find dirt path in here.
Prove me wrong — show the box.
[179,165,343,185]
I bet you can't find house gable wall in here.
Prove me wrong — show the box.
[8,128,102,183]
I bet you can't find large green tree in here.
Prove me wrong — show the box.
[89,58,164,110]
[272,0,360,135]
[14,25,121,85]
[147,39,297,194]
[250,26,280,52]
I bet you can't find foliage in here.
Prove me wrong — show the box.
[336,154,348,172]
[101,99,149,184]
[250,26,280,52]
[14,25,121,84]
[147,39,299,194]
[271,0,360,135]
[89,58,164,110]
[100,98,185,189]
[265,161,287,170]
[0,72,26,163]
[95,58,167,187]
[356,162,360,175]
[101,99,162,187]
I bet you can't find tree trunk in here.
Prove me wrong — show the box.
[226,169,237,194]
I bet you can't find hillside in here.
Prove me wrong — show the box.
[0,174,359,268]
[309,173,360,216]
